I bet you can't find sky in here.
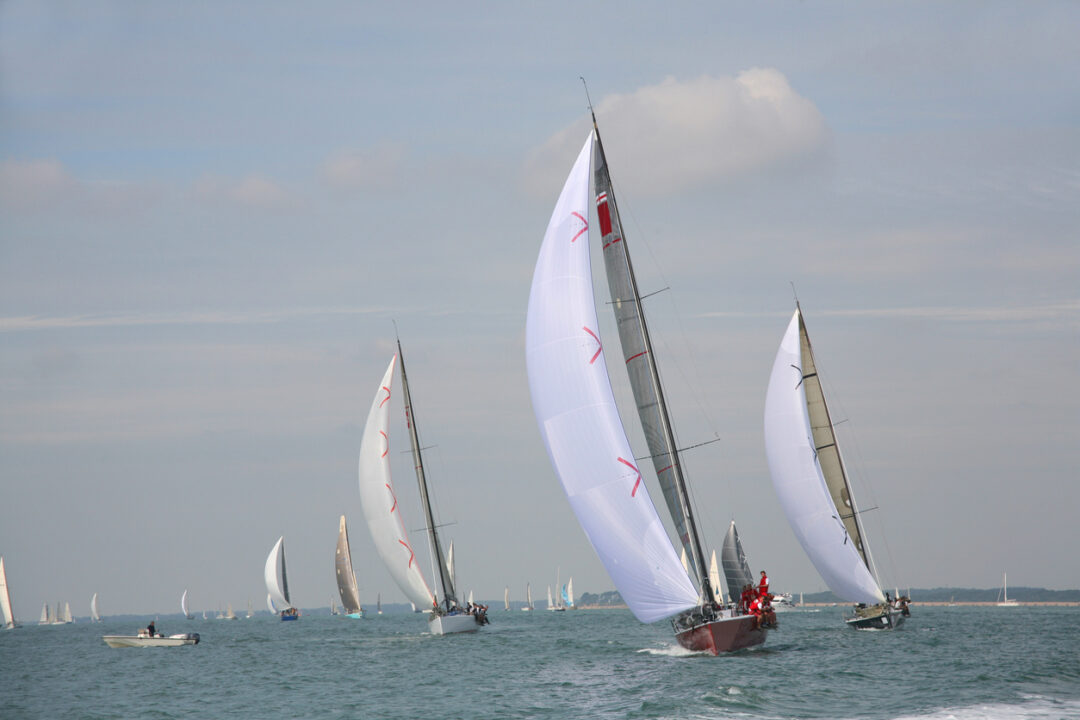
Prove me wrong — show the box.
[1,2,1077,618]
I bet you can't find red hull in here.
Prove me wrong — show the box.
[674,614,766,655]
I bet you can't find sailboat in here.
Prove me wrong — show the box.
[247,600,254,619]
[522,583,533,612]
[526,118,769,654]
[224,603,237,620]
[376,593,382,615]
[357,343,486,635]
[562,578,575,610]
[181,589,193,619]
[0,557,16,629]
[330,596,339,615]
[90,593,101,622]
[546,585,562,612]
[59,602,73,624]
[764,304,908,630]
[264,536,299,620]
[335,515,364,618]
[39,601,51,625]
[997,572,1019,607]
[504,586,510,611]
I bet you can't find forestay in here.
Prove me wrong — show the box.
[357,356,436,611]
[526,133,699,623]
[764,311,884,605]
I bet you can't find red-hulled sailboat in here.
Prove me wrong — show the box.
[525,103,772,655]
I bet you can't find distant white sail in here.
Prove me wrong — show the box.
[90,593,100,622]
[525,133,698,623]
[335,515,363,615]
[764,309,884,605]
[0,557,14,629]
[264,536,292,610]
[357,356,436,611]
[181,589,192,619]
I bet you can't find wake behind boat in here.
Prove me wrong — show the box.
[357,342,488,636]
[525,114,771,655]
[764,304,909,630]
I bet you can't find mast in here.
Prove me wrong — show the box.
[588,110,714,603]
[796,304,877,583]
[397,339,457,610]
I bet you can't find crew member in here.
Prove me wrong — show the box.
[758,570,769,598]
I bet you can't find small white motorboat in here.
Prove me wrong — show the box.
[103,631,200,648]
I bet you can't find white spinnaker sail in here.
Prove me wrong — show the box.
[181,589,190,617]
[567,577,574,607]
[357,356,436,611]
[90,593,100,622]
[525,133,698,624]
[764,311,884,604]
[264,536,292,609]
[0,557,13,628]
[266,593,277,614]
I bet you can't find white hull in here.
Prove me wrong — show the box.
[427,612,480,635]
[103,633,200,648]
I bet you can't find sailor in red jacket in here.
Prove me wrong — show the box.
[758,570,769,598]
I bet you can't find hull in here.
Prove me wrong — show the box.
[674,612,767,655]
[845,604,906,630]
[104,633,200,648]
[345,612,364,619]
[281,614,299,621]
[427,612,481,636]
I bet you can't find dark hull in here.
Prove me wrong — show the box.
[674,613,767,655]
[845,605,906,630]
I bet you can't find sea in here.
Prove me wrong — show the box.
[2,605,1078,719]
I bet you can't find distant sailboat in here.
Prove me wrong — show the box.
[562,578,575,610]
[764,304,908,630]
[224,603,237,620]
[376,593,382,615]
[265,536,299,620]
[997,572,1019,607]
[61,602,73,624]
[357,345,486,635]
[90,593,101,622]
[0,557,16,629]
[504,586,510,611]
[522,583,533,612]
[526,121,768,654]
[546,585,562,612]
[39,601,51,625]
[247,600,254,619]
[181,589,193,619]
[335,515,364,618]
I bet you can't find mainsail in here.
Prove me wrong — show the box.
[264,536,293,610]
[721,520,756,603]
[525,133,699,623]
[708,551,723,605]
[764,308,884,604]
[357,356,436,611]
[335,515,363,614]
[0,557,14,628]
[398,340,458,611]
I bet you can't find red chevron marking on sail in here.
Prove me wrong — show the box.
[379,386,391,407]
[569,211,588,243]
[582,326,602,364]
[398,539,415,568]
[618,457,643,497]
[385,483,398,512]
[380,430,389,458]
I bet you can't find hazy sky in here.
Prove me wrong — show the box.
[1,2,1077,618]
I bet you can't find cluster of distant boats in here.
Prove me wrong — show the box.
[0,102,1027,653]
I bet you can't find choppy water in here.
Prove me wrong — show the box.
[3,606,1078,719]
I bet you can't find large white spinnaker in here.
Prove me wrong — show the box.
[264,536,292,610]
[357,356,436,611]
[764,310,884,605]
[525,133,698,623]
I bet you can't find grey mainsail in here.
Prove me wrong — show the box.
[591,119,710,597]
[398,339,458,610]
[335,515,363,614]
[721,521,755,602]
[797,310,872,570]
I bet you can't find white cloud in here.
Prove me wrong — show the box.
[192,173,297,210]
[524,70,828,198]
[321,142,407,190]
[0,158,160,215]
